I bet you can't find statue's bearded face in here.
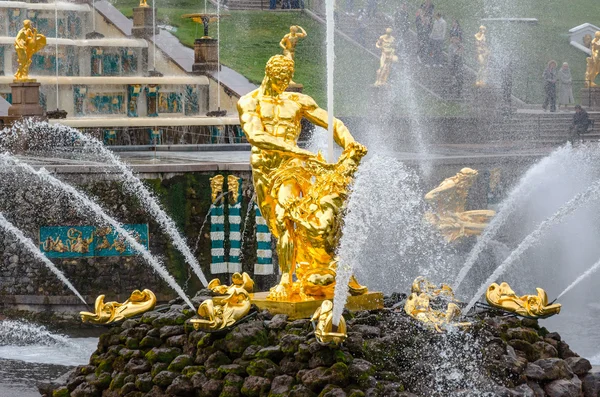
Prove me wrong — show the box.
[265,55,295,94]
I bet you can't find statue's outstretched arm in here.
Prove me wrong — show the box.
[298,26,307,37]
[237,96,315,159]
[301,96,355,150]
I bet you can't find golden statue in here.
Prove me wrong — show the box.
[80,289,157,324]
[210,175,224,203]
[311,300,347,345]
[191,278,252,331]
[207,272,254,295]
[425,168,495,242]
[474,26,489,87]
[585,31,600,87]
[139,0,148,7]
[237,54,368,302]
[14,20,47,82]
[375,28,398,87]
[404,277,470,332]
[181,14,222,39]
[486,282,561,319]
[280,25,307,61]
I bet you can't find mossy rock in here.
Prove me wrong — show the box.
[135,372,153,392]
[109,372,127,390]
[52,386,69,397]
[182,365,205,377]
[139,336,162,349]
[218,364,247,377]
[168,354,194,372]
[145,347,182,364]
[151,362,169,378]
[91,372,112,390]
[246,358,280,378]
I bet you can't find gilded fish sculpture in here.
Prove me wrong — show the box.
[311,300,347,345]
[425,168,495,242]
[404,277,470,332]
[80,289,157,324]
[486,282,561,319]
[237,54,368,302]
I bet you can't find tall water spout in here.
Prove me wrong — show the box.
[0,212,86,305]
[465,178,600,312]
[0,153,195,309]
[325,0,335,162]
[1,122,209,288]
[453,145,575,292]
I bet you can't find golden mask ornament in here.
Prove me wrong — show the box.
[227,175,241,205]
[237,54,368,302]
[425,168,495,242]
[14,20,47,82]
[404,277,470,332]
[485,282,561,319]
[80,289,157,324]
[311,300,347,345]
[210,175,224,203]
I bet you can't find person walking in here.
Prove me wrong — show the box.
[558,62,574,111]
[449,19,463,42]
[415,8,428,63]
[543,60,558,112]
[429,13,447,67]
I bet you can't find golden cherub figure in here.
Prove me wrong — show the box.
[14,20,47,82]
[375,27,398,87]
[486,282,561,319]
[424,168,495,242]
[585,31,600,87]
[280,25,307,61]
[237,55,368,302]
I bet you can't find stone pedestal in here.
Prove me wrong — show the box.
[286,83,304,93]
[8,82,45,117]
[580,87,600,109]
[250,291,384,320]
[132,7,159,38]
[193,38,219,73]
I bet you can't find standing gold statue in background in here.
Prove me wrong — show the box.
[14,20,47,82]
[474,26,489,87]
[425,168,495,242]
[375,28,398,87]
[585,31,600,87]
[237,55,368,301]
[280,25,307,60]
[139,0,148,7]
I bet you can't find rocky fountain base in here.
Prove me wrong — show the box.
[39,293,599,397]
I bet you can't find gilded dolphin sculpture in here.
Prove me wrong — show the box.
[80,289,157,324]
[486,282,561,319]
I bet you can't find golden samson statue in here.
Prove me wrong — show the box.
[425,168,495,242]
[14,20,47,82]
[237,54,368,302]
[80,289,157,324]
[486,282,561,319]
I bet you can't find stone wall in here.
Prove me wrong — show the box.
[0,169,272,319]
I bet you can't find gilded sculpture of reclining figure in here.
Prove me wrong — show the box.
[425,168,495,242]
[80,289,157,324]
[404,277,470,332]
[190,272,255,331]
[311,300,347,345]
[486,282,561,319]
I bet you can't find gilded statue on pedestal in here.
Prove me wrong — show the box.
[311,300,347,345]
[486,282,561,319]
[375,28,398,87]
[190,273,254,331]
[404,277,470,332]
[14,20,47,82]
[139,0,148,7]
[182,14,222,38]
[80,289,157,324]
[237,54,368,302]
[585,31,600,87]
[425,168,495,242]
[474,26,489,87]
[280,26,307,60]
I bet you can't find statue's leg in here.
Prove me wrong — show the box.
[269,180,302,299]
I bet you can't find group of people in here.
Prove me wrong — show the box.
[542,61,575,112]
[269,0,304,10]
